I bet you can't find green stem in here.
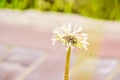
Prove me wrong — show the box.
[64,46,71,80]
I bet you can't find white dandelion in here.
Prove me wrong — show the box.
[52,23,89,50]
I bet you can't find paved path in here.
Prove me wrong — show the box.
[0,10,120,80]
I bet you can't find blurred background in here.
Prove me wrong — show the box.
[0,0,120,20]
[0,0,120,80]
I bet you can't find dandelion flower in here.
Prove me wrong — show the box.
[52,23,89,50]
[52,23,90,80]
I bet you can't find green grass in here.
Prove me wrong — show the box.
[0,0,120,20]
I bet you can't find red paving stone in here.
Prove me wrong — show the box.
[0,10,120,80]
[0,62,25,80]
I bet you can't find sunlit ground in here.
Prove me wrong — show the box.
[0,9,120,80]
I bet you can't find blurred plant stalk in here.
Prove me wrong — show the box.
[0,0,120,20]
[64,46,71,80]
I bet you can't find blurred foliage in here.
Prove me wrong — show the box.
[0,0,120,20]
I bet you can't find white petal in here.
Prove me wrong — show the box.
[67,23,72,32]
[77,27,83,32]
[82,36,89,40]
[60,24,68,34]
[81,33,88,37]
[73,26,83,34]
[51,38,56,45]
[80,40,89,45]
[73,26,77,33]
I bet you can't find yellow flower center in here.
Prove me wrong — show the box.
[63,35,77,46]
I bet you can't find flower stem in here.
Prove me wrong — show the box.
[64,46,71,80]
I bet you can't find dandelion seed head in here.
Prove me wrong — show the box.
[52,23,89,50]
